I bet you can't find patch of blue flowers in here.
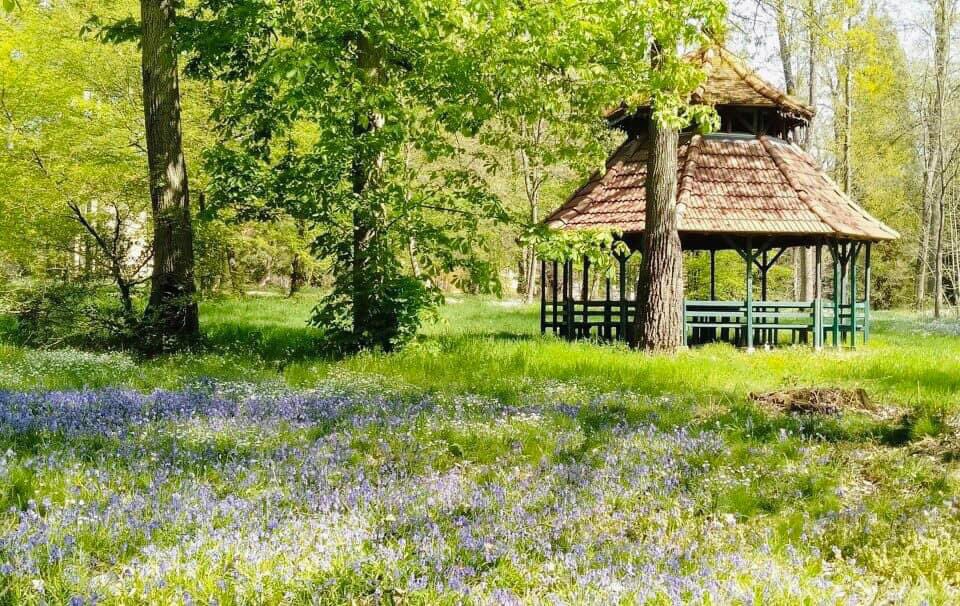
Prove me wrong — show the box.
[0,379,915,604]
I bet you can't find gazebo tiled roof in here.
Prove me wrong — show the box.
[605,47,816,124]
[545,133,899,242]
[689,47,815,120]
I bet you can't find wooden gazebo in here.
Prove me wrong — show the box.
[540,47,898,350]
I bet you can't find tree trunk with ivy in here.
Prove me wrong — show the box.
[349,33,394,348]
[289,219,307,296]
[139,0,199,348]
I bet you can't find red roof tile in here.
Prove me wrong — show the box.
[545,133,899,242]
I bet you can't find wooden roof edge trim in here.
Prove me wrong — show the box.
[761,136,898,241]
[758,135,841,234]
[715,47,815,119]
[677,134,703,212]
[545,137,647,228]
[781,140,900,240]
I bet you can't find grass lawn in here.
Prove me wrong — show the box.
[1,295,960,603]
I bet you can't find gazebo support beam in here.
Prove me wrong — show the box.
[582,255,590,339]
[710,249,716,301]
[839,245,849,347]
[540,260,546,335]
[761,249,769,347]
[604,273,612,340]
[564,259,574,341]
[814,244,823,350]
[551,260,559,336]
[745,239,754,352]
[618,252,627,342]
[849,243,859,349]
[864,243,872,344]
[831,243,841,348]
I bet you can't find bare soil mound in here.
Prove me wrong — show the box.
[749,388,877,416]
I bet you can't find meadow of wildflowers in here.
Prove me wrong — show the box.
[1,300,960,604]
[1,370,959,605]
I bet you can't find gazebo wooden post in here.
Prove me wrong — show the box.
[814,244,823,350]
[564,259,574,341]
[709,249,717,344]
[864,243,872,344]
[761,248,770,347]
[849,243,859,349]
[551,260,559,336]
[839,244,850,346]
[618,252,628,341]
[604,274,612,340]
[831,243,841,348]
[581,255,590,338]
[745,239,755,352]
[560,260,568,338]
[710,249,717,300]
[540,260,547,335]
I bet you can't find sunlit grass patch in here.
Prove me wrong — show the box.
[1,298,960,601]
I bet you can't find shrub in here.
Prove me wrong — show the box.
[0,280,140,350]
[310,273,440,354]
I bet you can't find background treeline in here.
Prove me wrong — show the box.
[0,0,954,351]
[729,0,956,312]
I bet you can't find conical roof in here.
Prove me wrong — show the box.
[605,47,815,124]
[690,47,814,120]
[545,133,898,242]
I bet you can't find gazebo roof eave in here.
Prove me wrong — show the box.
[547,224,896,252]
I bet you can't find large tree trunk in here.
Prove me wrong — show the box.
[140,0,199,347]
[633,115,684,352]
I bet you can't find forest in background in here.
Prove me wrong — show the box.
[0,0,956,352]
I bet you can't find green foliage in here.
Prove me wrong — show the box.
[187,0,727,351]
[311,272,440,353]
[846,14,922,308]
[0,0,147,278]
[0,281,139,350]
[191,0,516,350]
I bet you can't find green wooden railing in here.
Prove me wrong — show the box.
[542,297,869,349]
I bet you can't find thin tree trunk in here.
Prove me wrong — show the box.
[932,0,952,318]
[776,0,816,299]
[842,16,853,196]
[805,0,817,149]
[634,48,684,352]
[918,101,936,307]
[799,0,817,300]
[519,118,545,305]
[935,196,946,317]
[140,0,199,347]
[408,236,422,279]
[774,0,796,95]
[289,220,307,297]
